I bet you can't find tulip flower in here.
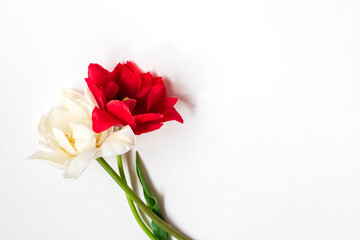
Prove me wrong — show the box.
[28,89,136,178]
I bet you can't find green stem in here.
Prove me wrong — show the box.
[96,157,191,240]
[117,155,157,240]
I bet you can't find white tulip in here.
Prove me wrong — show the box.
[28,89,136,179]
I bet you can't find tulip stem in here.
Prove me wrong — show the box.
[96,157,191,240]
[117,155,157,240]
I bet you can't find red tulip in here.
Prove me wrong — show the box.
[86,62,183,135]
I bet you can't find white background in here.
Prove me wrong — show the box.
[1,0,360,239]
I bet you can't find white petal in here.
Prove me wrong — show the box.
[37,115,49,139]
[52,128,78,155]
[100,126,136,157]
[70,123,96,153]
[61,88,84,101]
[27,150,70,170]
[47,108,71,132]
[59,89,89,121]
[38,109,69,142]
[63,150,97,179]
[96,127,113,147]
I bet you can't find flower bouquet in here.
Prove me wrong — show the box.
[28,62,190,240]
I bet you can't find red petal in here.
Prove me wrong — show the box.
[162,106,183,123]
[88,64,109,87]
[85,79,106,110]
[162,98,183,123]
[133,113,164,135]
[146,84,166,111]
[92,107,121,133]
[151,97,183,123]
[167,97,178,107]
[122,98,137,112]
[136,73,153,99]
[133,122,163,135]
[152,77,165,87]
[103,63,121,87]
[106,100,135,126]
[134,113,163,123]
[126,62,142,92]
[141,72,153,81]
[104,81,119,102]
[117,62,142,98]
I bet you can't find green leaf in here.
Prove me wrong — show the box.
[136,151,169,240]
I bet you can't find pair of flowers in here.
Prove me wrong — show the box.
[28,62,183,178]
[28,61,190,240]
